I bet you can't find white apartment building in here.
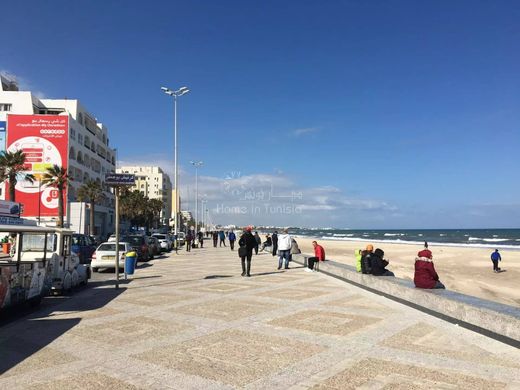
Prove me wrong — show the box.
[0,74,116,237]
[116,166,172,225]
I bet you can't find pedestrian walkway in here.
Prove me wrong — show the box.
[1,245,519,389]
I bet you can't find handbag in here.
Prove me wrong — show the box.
[238,246,247,258]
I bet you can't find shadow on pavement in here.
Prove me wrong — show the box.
[204,275,233,279]
[0,282,127,375]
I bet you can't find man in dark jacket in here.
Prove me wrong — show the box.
[370,248,394,276]
[361,244,374,274]
[228,230,237,250]
[253,232,261,255]
[271,231,278,256]
[212,231,218,247]
[239,227,257,277]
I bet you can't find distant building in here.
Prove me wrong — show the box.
[0,74,116,237]
[116,166,172,225]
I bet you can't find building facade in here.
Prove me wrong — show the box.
[0,74,116,237]
[116,166,172,225]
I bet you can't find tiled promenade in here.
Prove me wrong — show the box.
[1,245,519,389]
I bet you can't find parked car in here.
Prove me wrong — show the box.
[152,233,172,252]
[91,242,132,272]
[124,235,150,262]
[147,236,161,258]
[72,234,97,265]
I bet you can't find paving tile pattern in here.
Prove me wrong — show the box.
[1,246,519,389]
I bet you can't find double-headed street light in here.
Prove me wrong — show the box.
[161,85,190,251]
[190,160,203,231]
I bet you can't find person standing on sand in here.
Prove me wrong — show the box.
[212,231,218,247]
[228,230,236,250]
[414,242,445,289]
[277,229,292,270]
[491,249,502,273]
[238,227,257,277]
[272,231,278,256]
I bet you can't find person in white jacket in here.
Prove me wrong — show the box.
[277,229,292,270]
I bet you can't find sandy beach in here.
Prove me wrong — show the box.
[294,237,520,308]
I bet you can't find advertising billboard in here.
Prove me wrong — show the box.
[6,114,69,217]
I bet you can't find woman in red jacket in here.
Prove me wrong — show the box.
[414,242,445,289]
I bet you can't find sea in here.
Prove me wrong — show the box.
[286,228,520,249]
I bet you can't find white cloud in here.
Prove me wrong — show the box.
[292,127,319,137]
[0,70,46,97]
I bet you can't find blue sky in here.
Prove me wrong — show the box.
[2,0,519,228]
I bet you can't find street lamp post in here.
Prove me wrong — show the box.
[200,198,207,231]
[161,85,190,251]
[190,161,203,231]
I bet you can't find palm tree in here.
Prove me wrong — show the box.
[0,150,35,201]
[41,165,71,227]
[77,179,104,235]
[147,198,164,229]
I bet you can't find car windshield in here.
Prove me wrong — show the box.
[98,243,126,252]
[153,234,166,240]
[126,236,144,246]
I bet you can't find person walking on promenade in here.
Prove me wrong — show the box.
[491,249,502,273]
[414,242,445,289]
[212,231,218,247]
[219,230,226,247]
[197,231,204,248]
[370,248,394,276]
[238,227,257,277]
[306,241,325,272]
[254,231,261,255]
[361,244,374,274]
[186,231,193,252]
[277,229,292,270]
[272,231,278,256]
[228,230,237,250]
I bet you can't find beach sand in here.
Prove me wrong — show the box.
[294,237,520,308]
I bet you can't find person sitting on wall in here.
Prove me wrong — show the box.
[305,241,325,272]
[361,244,374,274]
[355,249,363,272]
[414,242,445,289]
[370,248,394,276]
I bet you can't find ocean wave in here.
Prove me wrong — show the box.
[318,236,520,249]
[468,237,509,242]
[384,233,404,236]
[332,233,354,237]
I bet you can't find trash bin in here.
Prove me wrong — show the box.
[125,251,137,275]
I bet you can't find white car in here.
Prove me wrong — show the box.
[91,242,132,272]
[152,234,172,251]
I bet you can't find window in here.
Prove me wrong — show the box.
[0,103,12,111]
[78,134,83,144]
[70,128,76,140]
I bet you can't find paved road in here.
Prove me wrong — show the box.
[1,245,519,389]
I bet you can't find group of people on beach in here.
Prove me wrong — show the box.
[355,242,446,289]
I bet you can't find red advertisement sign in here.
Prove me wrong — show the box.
[6,115,69,217]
